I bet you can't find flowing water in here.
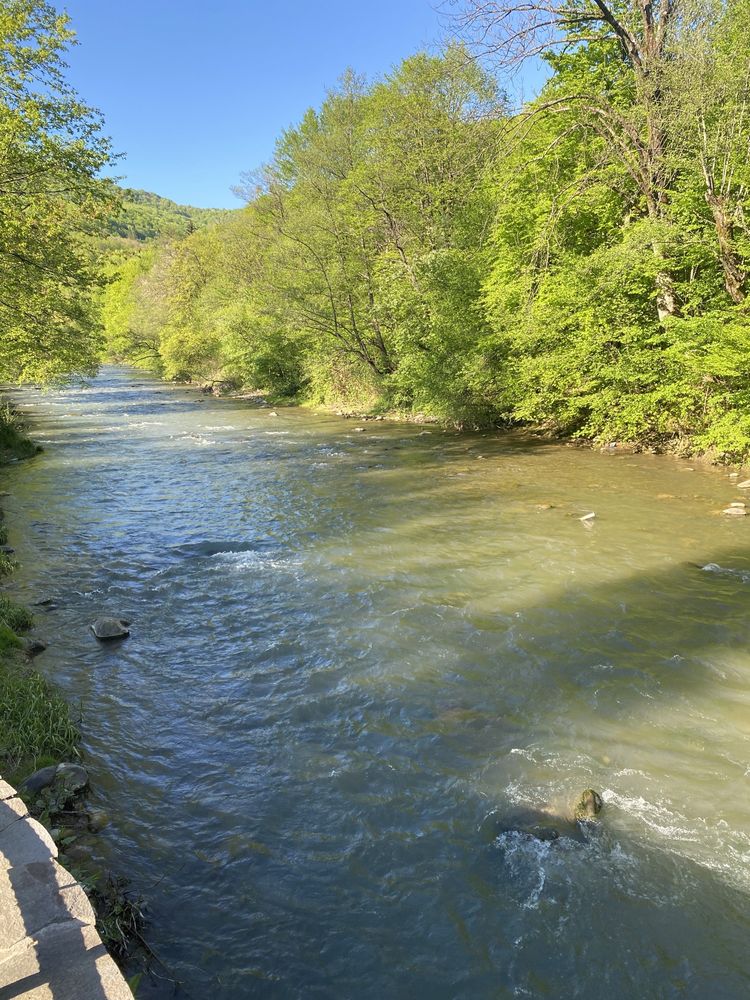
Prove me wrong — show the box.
[3,367,750,999]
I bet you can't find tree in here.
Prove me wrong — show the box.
[665,0,750,304]
[454,0,684,319]
[0,0,115,382]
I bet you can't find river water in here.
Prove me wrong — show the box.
[2,367,750,998]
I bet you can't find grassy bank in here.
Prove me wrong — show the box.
[0,403,77,784]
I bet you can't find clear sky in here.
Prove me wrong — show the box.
[58,0,453,209]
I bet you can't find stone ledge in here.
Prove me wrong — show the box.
[0,774,134,1000]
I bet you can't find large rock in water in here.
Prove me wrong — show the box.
[90,617,130,640]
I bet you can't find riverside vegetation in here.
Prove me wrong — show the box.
[0,408,147,982]
[4,2,750,460]
[100,0,750,461]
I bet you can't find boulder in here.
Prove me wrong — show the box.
[21,764,59,794]
[90,617,130,640]
[574,788,603,821]
[55,763,89,795]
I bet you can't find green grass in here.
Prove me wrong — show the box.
[0,595,33,634]
[0,553,17,578]
[0,654,80,782]
[0,402,40,464]
[0,572,78,781]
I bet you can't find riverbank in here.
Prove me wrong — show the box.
[0,403,77,783]
[0,402,146,994]
[185,373,750,474]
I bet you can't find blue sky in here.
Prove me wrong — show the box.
[59,1,455,208]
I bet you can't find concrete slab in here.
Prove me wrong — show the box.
[0,921,133,999]
[0,859,95,953]
[0,780,16,801]
[0,817,56,873]
[0,797,28,834]
[0,778,133,1000]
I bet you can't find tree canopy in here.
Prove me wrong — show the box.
[0,0,117,383]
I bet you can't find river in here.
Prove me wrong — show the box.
[2,367,750,998]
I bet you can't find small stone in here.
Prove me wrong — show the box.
[353,427,365,432]
[268,411,278,417]
[22,764,59,794]
[90,617,130,640]
[0,545,14,555]
[722,507,747,517]
[580,512,596,523]
[737,479,750,489]
[730,502,746,508]
[31,597,55,607]
[729,473,739,478]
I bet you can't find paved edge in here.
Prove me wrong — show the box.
[0,773,134,1000]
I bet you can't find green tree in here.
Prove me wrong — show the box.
[0,0,115,382]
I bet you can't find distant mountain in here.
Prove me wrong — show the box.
[105,188,231,242]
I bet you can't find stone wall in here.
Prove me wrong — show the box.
[0,775,134,999]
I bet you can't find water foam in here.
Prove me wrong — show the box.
[701,563,750,582]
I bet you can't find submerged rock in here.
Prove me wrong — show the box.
[722,506,747,517]
[22,637,47,657]
[87,808,109,832]
[487,789,604,846]
[90,617,130,640]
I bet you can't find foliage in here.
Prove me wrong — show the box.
[0,654,80,777]
[100,5,750,459]
[0,402,40,463]
[104,188,230,243]
[0,0,118,383]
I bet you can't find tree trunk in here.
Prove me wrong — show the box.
[705,192,746,304]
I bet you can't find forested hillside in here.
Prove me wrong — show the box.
[105,189,229,243]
